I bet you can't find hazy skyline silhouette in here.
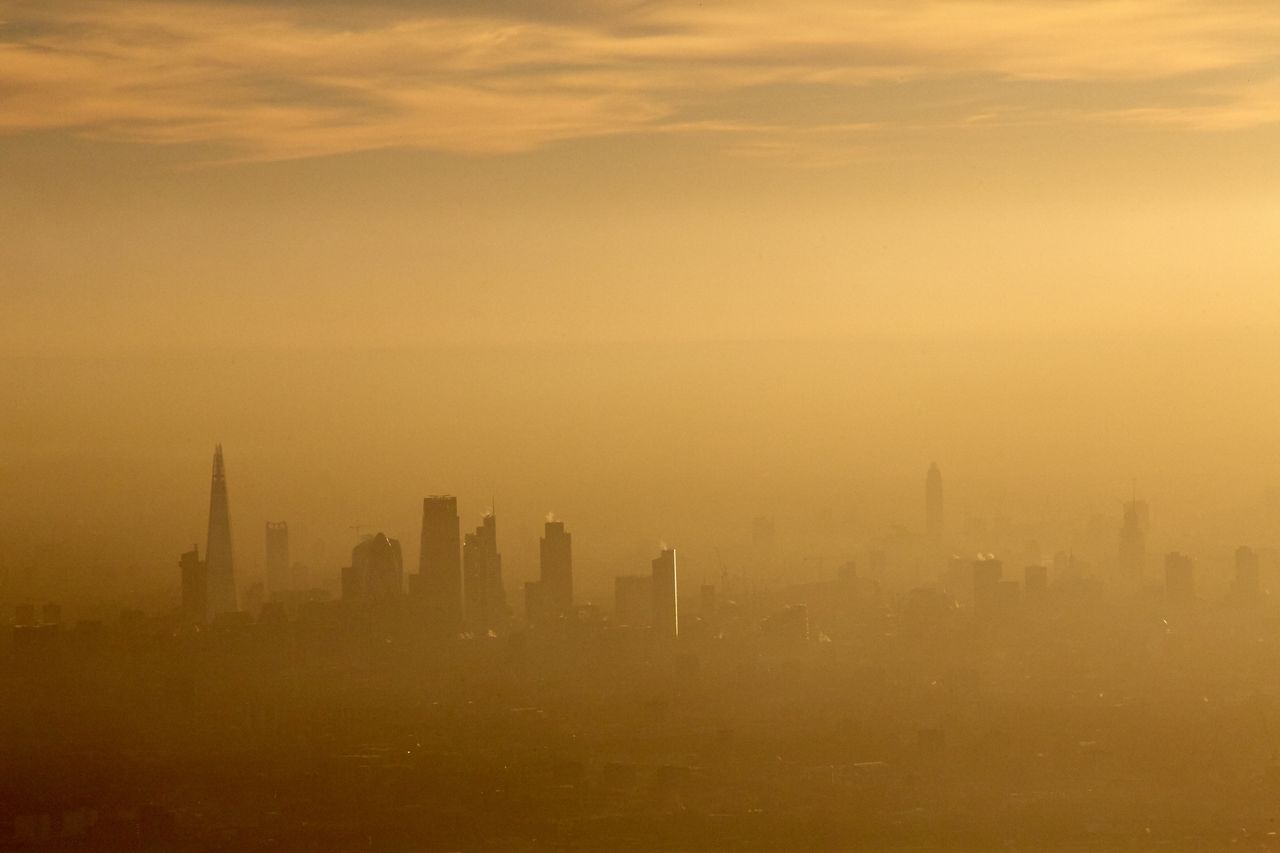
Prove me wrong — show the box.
[3,2,1280,848]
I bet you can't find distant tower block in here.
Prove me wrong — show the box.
[205,445,238,616]
[415,496,462,632]
[652,548,679,639]
[265,522,290,595]
[1165,552,1194,603]
[539,519,573,615]
[926,463,943,543]
[1118,497,1149,582]
[342,532,404,600]
[1235,546,1260,599]
[179,545,207,623]
[463,512,506,634]
[614,575,652,628]
[1024,564,1048,595]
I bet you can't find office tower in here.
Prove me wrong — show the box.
[926,463,943,543]
[342,532,403,600]
[539,519,573,615]
[652,548,679,639]
[415,496,462,631]
[204,445,237,616]
[1235,546,1260,598]
[972,556,1002,596]
[614,575,652,627]
[265,522,290,594]
[1118,497,1148,582]
[1165,552,1194,602]
[40,604,61,626]
[179,545,207,623]
[463,512,506,633]
[1024,564,1048,595]
[972,555,1002,616]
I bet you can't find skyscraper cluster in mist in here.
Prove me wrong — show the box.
[162,446,1280,642]
[11,444,1280,850]
[178,447,681,636]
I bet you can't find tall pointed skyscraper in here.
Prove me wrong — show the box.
[205,444,238,616]
[925,462,944,544]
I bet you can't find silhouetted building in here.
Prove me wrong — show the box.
[926,462,943,543]
[13,604,35,628]
[1165,552,1195,602]
[1024,564,1048,595]
[972,555,1002,616]
[614,575,652,628]
[1235,546,1260,599]
[179,545,207,623]
[40,603,61,626]
[414,496,462,632]
[265,521,290,594]
[652,548,679,639]
[463,512,506,634]
[204,445,237,616]
[1119,498,1148,582]
[539,519,573,615]
[342,532,403,601]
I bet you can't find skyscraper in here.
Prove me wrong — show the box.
[539,518,573,615]
[414,496,462,631]
[1234,546,1260,599]
[925,462,943,543]
[463,512,506,634]
[265,521,290,594]
[204,445,237,616]
[614,575,652,628]
[1165,552,1194,602]
[342,532,403,601]
[1119,497,1148,582]
[179,545,207,623]
[652,547,678,639]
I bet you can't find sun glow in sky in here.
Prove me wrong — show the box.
[2,0,1279,350]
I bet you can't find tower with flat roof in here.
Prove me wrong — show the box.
[540,518,573,615]
[414,496,462,631]
[926,463,943,544]
[652,548,678,640]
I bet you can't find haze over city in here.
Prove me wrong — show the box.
[4,1,1280,850]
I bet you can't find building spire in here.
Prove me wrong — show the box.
[205,444,237,616]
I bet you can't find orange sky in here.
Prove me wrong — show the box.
[1,0,1279,351]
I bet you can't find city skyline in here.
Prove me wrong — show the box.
[140,443,1280,633]
[3,2,1280,846]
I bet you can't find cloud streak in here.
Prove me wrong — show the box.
[2,0,1279,163]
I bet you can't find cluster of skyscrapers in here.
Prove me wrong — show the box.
[179,447,681,638]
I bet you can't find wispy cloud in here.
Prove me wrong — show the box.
[2,0,1279,163]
